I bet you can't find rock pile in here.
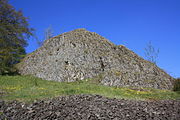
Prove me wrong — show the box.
[0,95,180,120]
[18,28,174,89]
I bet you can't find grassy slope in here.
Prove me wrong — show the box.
[0,75,179,103]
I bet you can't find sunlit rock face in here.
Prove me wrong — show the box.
[18,28,174,90]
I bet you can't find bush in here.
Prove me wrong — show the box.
[173,78,180,91]
[0,64,19,75]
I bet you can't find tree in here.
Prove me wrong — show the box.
[144,41,159,64]
[36,25,54,47]
[0,0,33,75]
[45,25,54,40]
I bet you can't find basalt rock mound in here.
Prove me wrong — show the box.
[18,28,174,89]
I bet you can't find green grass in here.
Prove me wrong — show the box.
[0,75,180,103]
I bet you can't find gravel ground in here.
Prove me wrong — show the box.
[0,94,180,120]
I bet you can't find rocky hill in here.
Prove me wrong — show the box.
[17,28,174,89]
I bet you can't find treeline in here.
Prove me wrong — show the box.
[0,0,33,75]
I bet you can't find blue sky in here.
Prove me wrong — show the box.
[9,0,180,78]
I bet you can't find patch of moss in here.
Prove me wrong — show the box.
[114,71,122,76]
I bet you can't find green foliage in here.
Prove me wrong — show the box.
[0,75,179,103]
[173,78,180,91]
[0,0,33,75]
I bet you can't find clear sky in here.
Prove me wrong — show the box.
[9,0,180,78]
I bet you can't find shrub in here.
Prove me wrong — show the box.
[173,78,180,91]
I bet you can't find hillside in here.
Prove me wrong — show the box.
[17,28,174,89]
[0,75,179,120]
[1,76,179,102]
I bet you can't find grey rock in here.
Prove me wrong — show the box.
[17,28,174,90]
